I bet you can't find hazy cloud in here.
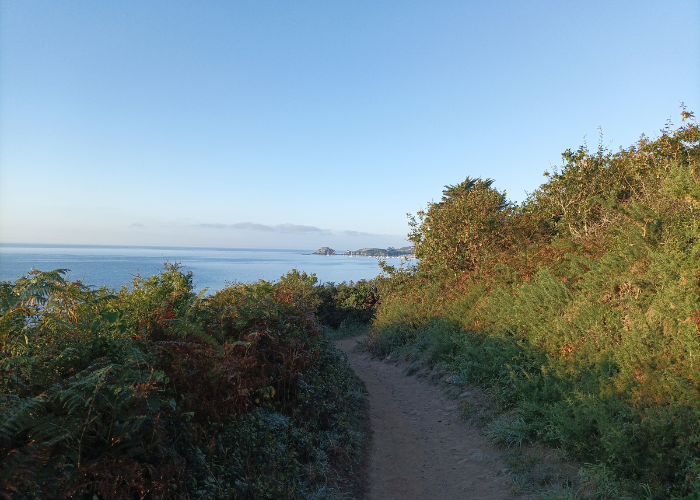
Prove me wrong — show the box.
[232,222,276,231]
[199,222,273,231]
[196,222,325,233]
[276,223,324,233]
[341,230,377,237]
[192,223,408,250]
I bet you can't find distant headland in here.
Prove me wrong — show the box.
[313,246,415,258]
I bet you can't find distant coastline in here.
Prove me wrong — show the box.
[1,246,390,291]
[313,246,415,258]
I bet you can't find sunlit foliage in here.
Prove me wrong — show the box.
[370,110,700,497]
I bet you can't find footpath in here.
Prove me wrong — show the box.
[336,336,513,500]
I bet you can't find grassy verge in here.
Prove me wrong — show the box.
[365,319,657,499]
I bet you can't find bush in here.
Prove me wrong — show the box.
[0,266,369,499]
[316,280,377,329]
[368,114,700,497]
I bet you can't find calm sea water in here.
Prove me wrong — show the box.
[0,244,411,293]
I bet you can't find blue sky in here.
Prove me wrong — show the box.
[1,1,698,250]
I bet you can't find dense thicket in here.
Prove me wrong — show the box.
[370,112,700,497]
[0,266,373,499]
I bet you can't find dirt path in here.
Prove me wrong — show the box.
[336,336,512,500]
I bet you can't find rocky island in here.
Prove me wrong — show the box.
[313,246,415,258]
[313,247,337,255]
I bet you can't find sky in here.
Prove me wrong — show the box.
[1,1,698,250]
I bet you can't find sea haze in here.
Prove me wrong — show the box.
[0,244,412,293]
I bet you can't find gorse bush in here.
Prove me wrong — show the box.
[369,111,700,497]
[0,266,371,499]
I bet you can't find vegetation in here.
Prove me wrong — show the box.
[0,266,374,499]
[316,280,377,331]
[368,109,700,498]
[6,109,699,498]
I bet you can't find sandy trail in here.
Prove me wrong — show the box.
[336,336,512,500]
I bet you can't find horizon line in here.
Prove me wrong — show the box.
[0,242,316,253]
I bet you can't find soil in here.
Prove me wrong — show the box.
[336,336,514,500]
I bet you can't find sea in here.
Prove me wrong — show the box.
[0,244,413,294]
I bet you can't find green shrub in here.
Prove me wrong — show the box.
[0,266,369,499]
[316,280,377,329]
[368,114,700,496]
